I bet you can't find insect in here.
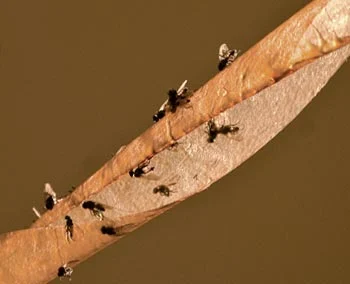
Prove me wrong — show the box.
[101,226,117,235]
[44,183,60,210]
[101,224,135,236]
[153,80,191,122]
[65,215,74,242]
[129,159,155,178]
[82,200,107,221]
[206,119,240,143]
[218,43,239,71]
[57,263,74,280]
[153,183,176,197]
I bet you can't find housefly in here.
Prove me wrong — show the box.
[153,80,191,122]
[206,119,240,143]
[129,159,155,178]
[57,263,73,280]
[65,215,74,242]
[153,183,176,197]
[44,183,60,210]
[82,200,109,221]
[218,43,239,71]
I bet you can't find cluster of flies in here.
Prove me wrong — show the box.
[34,43,241,281]
[37,185,127,280]
[152,43,239,122]
[152,43,241,143]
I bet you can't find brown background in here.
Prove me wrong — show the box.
[0,1,349,283]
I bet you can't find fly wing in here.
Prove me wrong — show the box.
[177,80,188,96]
[96,202,114,210]
[138,159,151,169]
[156,80,188,112]
[32,207,41,218]
[158,99,168,112]
[44,183,56,198]
[219,43,230,60]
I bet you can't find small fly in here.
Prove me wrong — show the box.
[82,200,109,221]
[65,215,74,242]
[101,224,135,236]
[153,80,191,122]
[206,119,240,143]
[153,183,176,197]
[101,226,117,235]
[44,183,60,210]
[218,43,239,71]
[129,159,155,178]
[57,263,73,280]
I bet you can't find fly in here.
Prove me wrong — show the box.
[218,43,239,71]
[101,226,117,235]
[82,200,108,221]
[153,183,176,197]
[101,224,135,236]
[129,159,155,178]
[44,183,60,210]
[153,80,191,122]
[57,263,73,280]
[206,119,240,143]
[65,215,74,242]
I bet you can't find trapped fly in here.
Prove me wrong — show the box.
[206,119,240,143]
[57,263,73,280]
[101,224,135,236]
[153,80,191,122]
[82,200,109,221]
[65,215,74,242]
[167,79,189,113]
[44,183,60,210]
[129,159,155,178]
[153,183,176,197]
[218,43,239,71]
[100,225,117,235]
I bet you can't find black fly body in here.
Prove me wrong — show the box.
[218,43,239,71]
[82,200,106,221]
[153,80,191,122]
[167,80,190,113]
[129,159,154,178]
[65,215,74,242]
[45,195,55,210]
[101,224,135,236]
[167,89,180,113]
[44,183,59,210]
[100,226,117,235]
[57,264,73,280]
[207,119,240,143]
[153,184,176,197]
